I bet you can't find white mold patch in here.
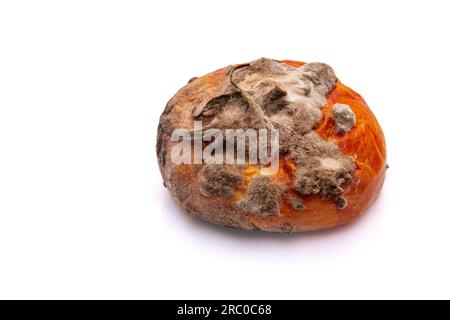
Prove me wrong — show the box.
[332,103,356,134]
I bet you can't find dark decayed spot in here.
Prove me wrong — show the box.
[239,176,282,216]
[335,196,348,209]
[198,165,243,197]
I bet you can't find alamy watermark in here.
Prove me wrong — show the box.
[170,121,280,174]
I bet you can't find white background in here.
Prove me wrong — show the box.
[0,0,449,299]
